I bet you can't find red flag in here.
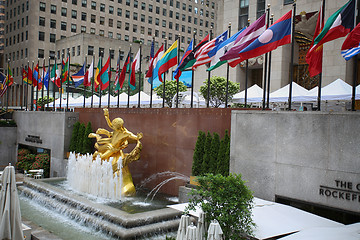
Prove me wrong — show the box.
[306,2,324,77]
[84,60,93,87]
[116,52,131,90]
[27,66,33,85]
[130,49,140,89]
[99,56,110,91]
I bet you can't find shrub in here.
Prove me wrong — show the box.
[69,122,80,153]
[76,123,85,153]
[201,132,212,175]
[31,153,50,178]
[16,153,36,172]
[208,132,220,174]
[82,122,93,154]
[186,174,255,240]
[217,130,230,176]
[192,131,206,176]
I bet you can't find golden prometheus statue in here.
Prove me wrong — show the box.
[89,108,143,196]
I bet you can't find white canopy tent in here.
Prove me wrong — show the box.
[232,84,265,103]
[269,82,310,103]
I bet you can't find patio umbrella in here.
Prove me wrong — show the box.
[207,220,223,240]
[185,223,197,240]
[0,165,24,240]
[197,212,206,240]
[176,215,191,240]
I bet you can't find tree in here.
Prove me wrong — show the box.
[201,132,212,175]
[192,131,206,176]
[82,122,93,154]
[76,123,85,153]
[200,76,240,108]
[154,80,187,108]
[37,96,55,107]
[69,122,80,153]
[186,174,255,240]
[217,130,230,176]
[208,132,220,174]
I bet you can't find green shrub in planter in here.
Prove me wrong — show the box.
[82,122,93,154]
[209,132,220,174]
[69,122,80,153]
[16,153,36,172]
[192,131,206,176]
[76,123,85,153]
[217,130,230,176]
[32,153,50,178]
[201,132,212,175]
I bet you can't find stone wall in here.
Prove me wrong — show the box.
[14,111,79,177]
[0,127,17,168]
[230,111,360,214]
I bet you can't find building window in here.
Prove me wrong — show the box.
[61,22,66,30]
[39,17,45,26]
[141,2,146,10]
[169,22,173,29]
[149,4,153,12]
[90,28,95,34]
[155,18,159,26]
[125,22,129,30]
[156,6,160,14]
[38,49,44,59]
[109,6,114,14]
[125,10,130,18]
[81,26,86,32]
[99,30,104,36]
[155,29,159,37]
[169,10,173,18]
[163,8,166,16]
[61,8,67,16]
[72,0,77,5]
[100,16,105,25]
[162,20,166,27]
[108,32,113,38]
[50,19,56,28]
[239,0,249,29]
[39,31,45,41]
[117,20,121,29]
[50,33,56,43]
[148,28,152,35]
[133,24,137,33]
[116,33,121,40]
[50,51,55,59]
[133,12,138,20]
[148,16,152,24]
[256,0,265,18]
[91,14,96,23]
[72,46,75,56]
[91,1,96,10]
[100,3,105,12]
[72,10,77,19]
[39,2,46,11]
[141,14,145,22]
[117,8,122,16]
[134,0,138,8]
[284,0,294,5]
[82,0,87,7]
[71,24,77,32]
[140,26,145,34]
[88,45,94,55]
[99,47,104,57]
[126,0,130,6]
[124,35,129,41]
[81,12,86,21]
[50,5,56,14]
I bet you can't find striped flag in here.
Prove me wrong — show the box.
[116,51,131,90]
[174,39,193,80]
[146,44,164,83]
[130,49,141,90]
[71,61,86,88]
[192,31,227,70]
[6,64,14,87]
[84,60,93,87]
[341,22,360,60]
[94,58,102,91]
[0,72,7,97]
[113,55,121,90]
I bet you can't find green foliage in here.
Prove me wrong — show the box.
[76,123,85,153]
[165,236,176,240]
[200,76,240,108]
[208,133,220,174]
[154,80,187,108]
[16,150,36,172]
[201,132,212,175]
[37,96,55,107]
[217,130,230,176]
[31,153,50,178]
[186,174,255,240]
[82,122,93,154]
[0,120,16,127]
[192,131,206,176]
[69,122,80,153]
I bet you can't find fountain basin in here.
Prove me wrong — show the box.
[19,177,182,239]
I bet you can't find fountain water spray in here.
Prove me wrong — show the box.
[67,152,123,200]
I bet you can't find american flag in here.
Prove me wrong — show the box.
[191,38,216,70]
[145,40,155,78]
[0,72,7,98]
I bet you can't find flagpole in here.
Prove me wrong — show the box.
[191,32,196,108]
[127,46,132,108]
[262,5,270,110]
[225,22,232,108]
[176,35,180,108]
[31,61,34,111]
[162,38,167,108]
[25,62,29,111]
[20,64,24,110]
[266,15,274,109]
[36,59,40,111]
[317,0,325,111]
[52,58,56,111]
[288,2,296,110]
[244,19,250,108]
[47,57,50,109]
[6,60,9,110]
[99,52,103,108]
[84,55,87,108]
[206,28,213,108]
[352,55,358,110]
[117,48,121,108]
[91,54,94,108]
[41,58,45,111]
[60,54,63,111]
[108,49,111,108]
[67,49,70,111]
[150,37,155,108]
[138,44,142,108]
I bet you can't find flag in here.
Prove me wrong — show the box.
[61,57,69,83]
[6,64,14,87]
[146,40,155,77]
[306,4,324,77]
[156,40,178,82]
[43,65,50,90]
[22,67,30,84]
[130,49,140,90]
[238,10,292,61]
[220,14,266,67]
[37,64,45,91]
[192,31,228,70]
[146,44,164,83]
[179,35,210,71]
[50,63,61,88]
[207,28,245,71]
[0,72,7,97]
[174,39,193,80]
[314,0,355,48]
[84,60,93,87]
[32,63,40,87]
[116,51,131,90]
[94,58,102,91]
[99,56,110,91]
[27,66,33,86]
[71,61,86,88]
[113,55,121,90]
[342,22,360,60]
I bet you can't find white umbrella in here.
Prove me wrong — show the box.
[197,212,206,240]
[207,220,223,240]
[185,223,197,240]
[176,215,191,240]
[0,165,24,240]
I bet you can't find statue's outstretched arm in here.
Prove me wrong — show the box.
[96,128,112,137]
[125,129,143,144]
[103,108,113,130]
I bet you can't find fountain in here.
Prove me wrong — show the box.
[18,109,186,239]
